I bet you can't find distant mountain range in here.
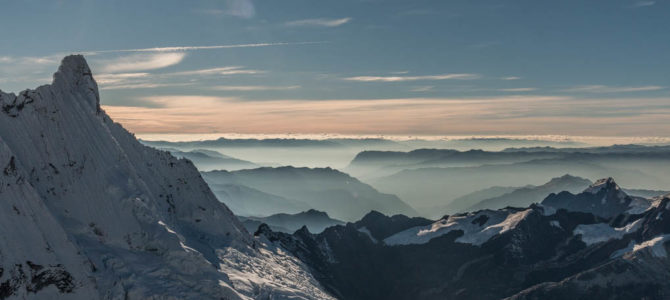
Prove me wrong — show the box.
[258,178,670,299]
[239,209,344,234]
[433,174,592,216]
[350,148,670,208]
[158,148,258,171]
[202,166,418,221]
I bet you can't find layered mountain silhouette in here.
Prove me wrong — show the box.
[202,166,418,221]
[159,148,258,171]
[239,209,344,234]
[437,174,592,215]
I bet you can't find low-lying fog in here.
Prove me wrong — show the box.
[139,134,670,220]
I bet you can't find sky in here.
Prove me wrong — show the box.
[1,0,669,136]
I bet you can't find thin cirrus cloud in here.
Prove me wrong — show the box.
[410,86,434,92]
[565,85,665,93]
[632,1,655,7]
[98,53,186,73]
[225,0,255,18]
[95,73,150,85]
[100,83,195,90]
[344,73,480,82]
[286,18,352,27]
[87,42,322,54]
[211,85,300,91]
[102,95,670,136]
[499,88,537,92]
[193,0,254,18]
[167,66,264,76]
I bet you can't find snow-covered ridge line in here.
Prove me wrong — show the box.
[384,208,533,246]
[0,55,332,299]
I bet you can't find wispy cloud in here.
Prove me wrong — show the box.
[225,0,255,18]
[501,76,521,80]
[88,42,322,54]
[168,66,264,76]
[499,88,537,92]
[632,1,655,7]
[286,18,352,27]
[98,53,186,73]
[103,95,670,136]
[100,83,194,90]
[410,86,434,92]
[211,85,300,91]
[344,73,479,82]
[195,0,255,18]
[95,73,150,85]
[565,85,665,93]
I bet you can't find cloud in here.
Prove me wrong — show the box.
[211,85,300,91]
[98,53,186,73]
[168,66,264,76]
[344,73,479,82]
[100,83,194,90]
[499,88,537,92]
[632,1,655,7]
[501,76,521,80]
[86,42,323,54]
[565,85,665,93]
[410,86,434,92]
[225,0,255,18]
[95,73,150,85]
[102,95,670,136]
[286,18,352,27]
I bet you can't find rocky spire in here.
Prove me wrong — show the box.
[52,55,101,113]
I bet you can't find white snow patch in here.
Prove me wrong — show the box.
[384,209,532,246]
[540,204,556,216]
[358,226,378,243]
[550,220,562,229]
[632,234,670,258]
[158,220,177,235]
[573,219,643,245]
[218,246,335,299]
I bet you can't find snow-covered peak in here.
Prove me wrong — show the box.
[0,55,332,299]
[384,208,534,246]
[584,177,621,194]
[52,55,100,113]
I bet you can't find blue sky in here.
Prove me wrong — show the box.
[1,0,669,135]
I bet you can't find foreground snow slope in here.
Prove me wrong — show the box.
[0,55,332,299]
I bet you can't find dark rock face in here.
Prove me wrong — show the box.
[543,178,641,218]
[354,211,434,240]
[0,262,75,299]
[259,196,670,300]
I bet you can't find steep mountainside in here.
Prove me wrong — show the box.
[0,56,332,299]
[202,167,418,221]
[258,179,670,299]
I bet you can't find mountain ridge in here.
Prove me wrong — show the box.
[0,55,332,299]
